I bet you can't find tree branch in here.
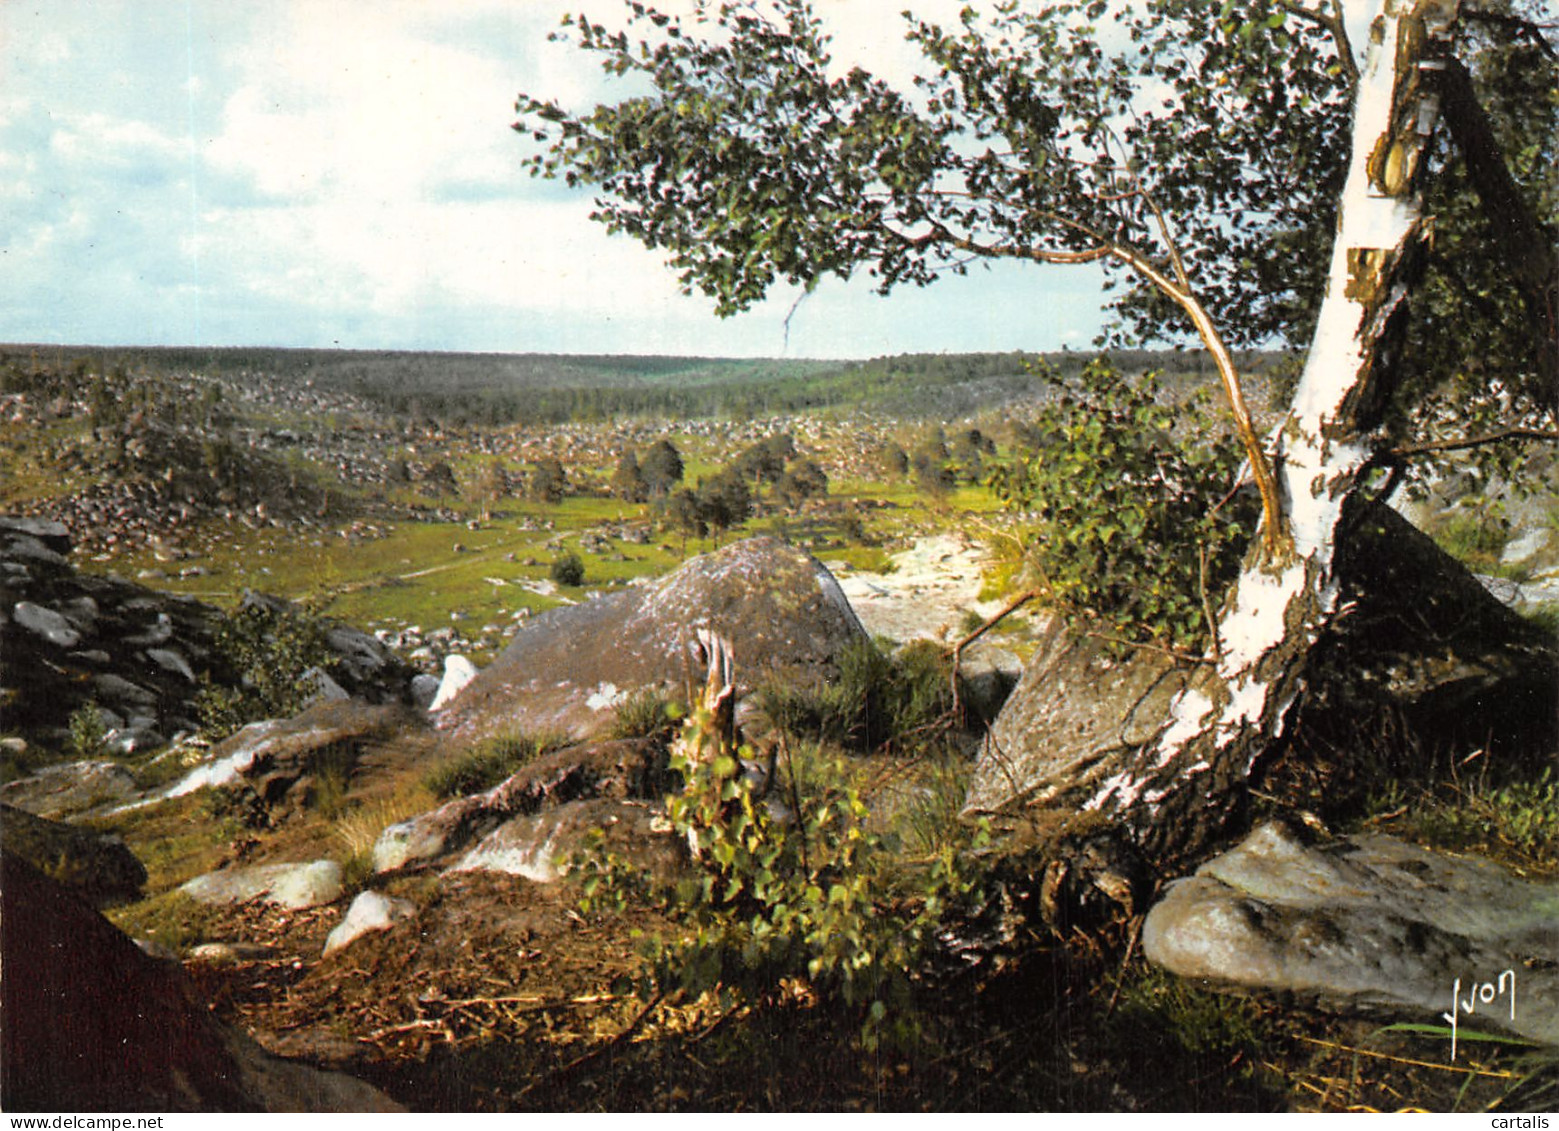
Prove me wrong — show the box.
[1273,0,1360,82]
[1387,425,1559,458]
[1463,5,1559,62]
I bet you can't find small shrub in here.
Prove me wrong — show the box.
[195,600,339,740]
[67,700,110,760]
[990,358,1256,654]
[610,688,679,742]
[550,551,586,587]
[579,705,989,1049]
[760,638,956,753]
[423,730,570,798]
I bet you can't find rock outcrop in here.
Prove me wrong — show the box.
[0,759,144,820]
[967,503,1558,819]
[437,536,867,741]
[165,699,419,813]
[964,619,1214,814]
[374,737,670,874]
[1143,821,1559,1049]
[0,848,401,1112]
[1,516,421,753]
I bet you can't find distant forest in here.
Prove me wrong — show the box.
[2,343,1291,426]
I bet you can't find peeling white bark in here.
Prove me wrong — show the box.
[1086,0,1459,821]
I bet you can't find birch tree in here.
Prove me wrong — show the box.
[514,0,1553,862]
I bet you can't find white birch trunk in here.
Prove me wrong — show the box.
[1080,0,1463,854]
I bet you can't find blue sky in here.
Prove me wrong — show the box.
[1,1,1110,359]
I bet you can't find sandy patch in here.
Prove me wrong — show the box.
[831,534,1004,644]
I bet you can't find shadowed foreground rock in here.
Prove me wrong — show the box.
[1143,821,1559,1048]
[437,536,867,742]
[0,804,146,905]
[0,849,402,1112]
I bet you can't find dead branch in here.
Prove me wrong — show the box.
[1387,425,1559,458]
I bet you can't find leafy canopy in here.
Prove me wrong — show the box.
[515,0,1345,335]
[516,0,1555,457]
[992,358,1257,654]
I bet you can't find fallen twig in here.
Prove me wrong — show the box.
[1295,1034,1519,1079]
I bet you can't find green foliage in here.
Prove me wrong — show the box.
[759,637,955,753]
[423,730,570,799]
[528,456,568,504]
[1426,506,1511,572]
[195,600,339,741]
[991,359,1255,653]
[580,707,988,1048]
[550,551,586,587]
[1408,769,1559,871]
[67,700,110,760]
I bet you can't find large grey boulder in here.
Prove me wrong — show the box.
[1143,821,1559,1048]
[180,859,345,911]
[0,760,144,820]
[452,797,681,884]
[964,619,1213,814]
[167,699,415,808]
[967,503,1557,818]
[437,536,867,742]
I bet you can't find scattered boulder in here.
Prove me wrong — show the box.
[429,654,479,711]
[409,672,442,710]
[180,859,345,911]
[0,515,72,554]
[324,890,417,956]
[452,797,680,883]
[438,537,867,742]
[955,642,1025,724]
[12,601,82,648]
[0,803,146,905]
[0,849,400,1111]
[1143,821,1559,1048]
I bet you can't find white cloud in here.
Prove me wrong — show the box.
[0,0,1108,354]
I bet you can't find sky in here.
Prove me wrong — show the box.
[0,1,1112,360]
